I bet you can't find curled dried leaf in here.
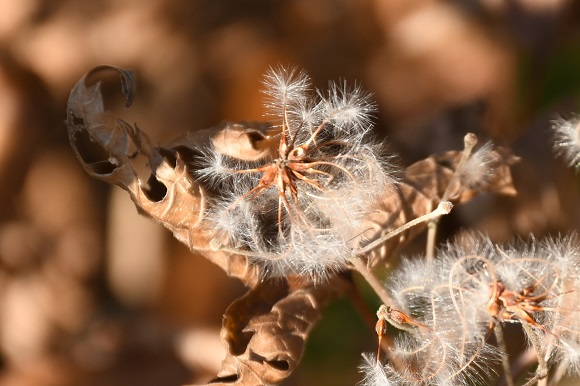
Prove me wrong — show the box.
[67,65,143,185]
[66,65,266,286]
[186,277,345,386]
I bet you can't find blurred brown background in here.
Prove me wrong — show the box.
[0,0,579,385]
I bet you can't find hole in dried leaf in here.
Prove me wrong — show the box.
[208,374,239,383]
[172,146,205,177]
[72,130,117,174]
[438,158,454,169]
[159,148,178,168]
[268,359,290,372]
[171,146,197,165]
[248,351,291,373]
[143,174,167,202]
[73,130,110,164]
[245,130,267,148]
[230,331,255,357]
[90,161,117,175]
[70,113,84,126]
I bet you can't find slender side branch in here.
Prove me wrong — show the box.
[350,258,400,365]
[426,133,478,261]
[426,220,438,261]
[356,201,453,256]
[351,257,394,307]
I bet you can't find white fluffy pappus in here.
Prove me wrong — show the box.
[552,116,580,169]
[440,234,580,356]
[359,353,394,386]
[537,235,580,376]
[374,237,500,386]
[459,141,496,189]
[192,66,398,280]
[360,233,580,385]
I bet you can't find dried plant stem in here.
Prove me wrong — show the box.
[441,133,478,203]
[356,201,453,256]
[426,133,478,263]
[351,257,407,368]
[343,272,382,332]
[521,324,549,386]
[351,257,394,308]
[502,346,537,386]
[425,220,438,261]
[494,324,515,386]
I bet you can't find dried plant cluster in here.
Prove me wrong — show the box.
[364,235,580,386]
[65,65,579,386]
[194,67,394,279]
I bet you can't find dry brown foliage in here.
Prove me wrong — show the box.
[65,65,518,385]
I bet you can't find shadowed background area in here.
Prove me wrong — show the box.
[0,0,578,385]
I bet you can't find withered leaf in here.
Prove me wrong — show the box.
[66,66,519,386]
[360,147,518,268]
[66,65,266,287]
[405,147,519,202]
[187,276,345,386]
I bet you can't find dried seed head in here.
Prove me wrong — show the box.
[376,238,500,385]
[194,66,397,280]
[541,235,580,375]
[362,234,580,385]
[552,116,580,169]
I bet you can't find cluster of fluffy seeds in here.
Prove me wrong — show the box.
[194,66,396,279]
[360,234,580,386]
[552,116,580,169]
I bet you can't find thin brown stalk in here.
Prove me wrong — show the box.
[521,324,549,386]
[426,220,438,261]
[356,201,453,256]
[351,257,394,308]
[426,133,478,263]
[494,324,515,386]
